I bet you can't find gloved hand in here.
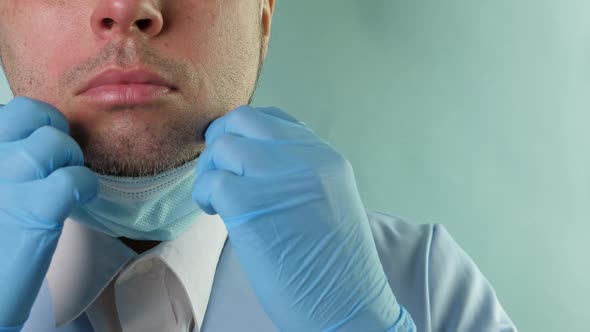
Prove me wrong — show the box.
[193,106,415,331]
[0,97,98,332]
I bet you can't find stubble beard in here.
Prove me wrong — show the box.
[0,29,266,178]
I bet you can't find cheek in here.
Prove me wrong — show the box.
[170,0,260,56]
[2,5,84,97]
[181,3,261,67]
[164,3,221,55]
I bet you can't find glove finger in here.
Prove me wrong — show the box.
[1,166,99,227]
[196,133,328,178]
[192,169,242,216]
[192,168,317,228]
[204,106,318,145]
[0,96,70,142]
[0,126,85,183]
[256,106,304,124]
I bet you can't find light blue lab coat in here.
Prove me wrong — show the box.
[22,211,517,331]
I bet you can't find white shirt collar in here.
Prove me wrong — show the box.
[46,212,228,328]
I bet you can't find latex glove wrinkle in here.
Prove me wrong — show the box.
[192,106,411,332]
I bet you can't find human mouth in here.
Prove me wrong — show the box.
[77,68,177,106]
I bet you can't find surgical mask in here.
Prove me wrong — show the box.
[69,158,202,241]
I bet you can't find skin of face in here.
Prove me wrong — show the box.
[0,0,275,177]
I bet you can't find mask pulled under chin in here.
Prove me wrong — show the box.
[69,158,203,241]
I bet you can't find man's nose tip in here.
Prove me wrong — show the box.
[91,0,164,39]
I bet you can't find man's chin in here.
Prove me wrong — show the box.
[83,149,201,178]
[68,123,201,176]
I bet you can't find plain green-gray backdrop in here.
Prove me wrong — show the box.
[1,1,587,331]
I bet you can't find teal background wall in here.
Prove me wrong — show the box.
[1,1,588,331]
[252,1,589,331]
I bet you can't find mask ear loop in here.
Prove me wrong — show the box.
[260,0,265,19]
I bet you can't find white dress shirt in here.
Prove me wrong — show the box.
[46,212,228,332]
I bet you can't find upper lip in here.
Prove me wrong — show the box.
[77,68,176,95]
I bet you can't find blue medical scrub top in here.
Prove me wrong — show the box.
[23,211,517,331]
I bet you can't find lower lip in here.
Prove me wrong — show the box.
[79,84,174,105]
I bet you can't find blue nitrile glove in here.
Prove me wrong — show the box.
[0,97,98,332]
[193,106,416,332]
